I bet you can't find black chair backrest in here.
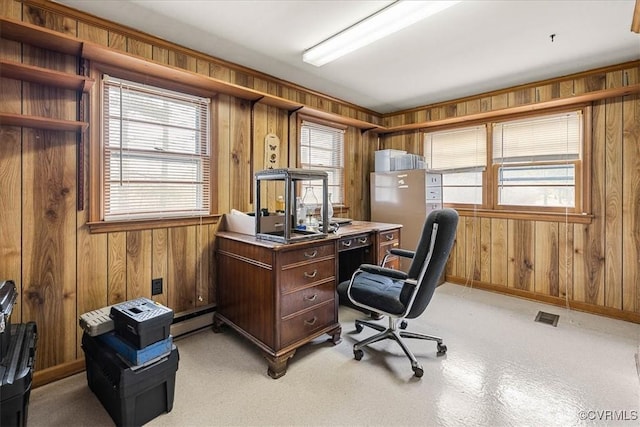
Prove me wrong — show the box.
[404,208,459,319]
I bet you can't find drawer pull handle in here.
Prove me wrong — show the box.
[304,250,318,258]
[305,294,318,301]
[358,237,368,244]
[341,240,352,247]
[304,316,317,326]
[385,234,394,241]
[304,270,318,278]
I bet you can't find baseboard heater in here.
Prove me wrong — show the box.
[170,306,216,338]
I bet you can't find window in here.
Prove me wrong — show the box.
[102,75,211,221]
[422,108,587,216]
[424,125,486,205]
[299,120,345,204]
[493,111,582,210]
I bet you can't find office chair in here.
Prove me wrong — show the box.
[341,208,458,377]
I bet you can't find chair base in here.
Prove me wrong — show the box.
[353,317,447,378]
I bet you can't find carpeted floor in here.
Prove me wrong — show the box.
[27,283,640,426]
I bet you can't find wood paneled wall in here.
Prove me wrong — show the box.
[381,63,640,322]
[0,0,377,375]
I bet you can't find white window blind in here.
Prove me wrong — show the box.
[493,111,581,163]
[424,125,486,204]
[300,121,345,204]
[102,75,211,221]
[424,125,486,172]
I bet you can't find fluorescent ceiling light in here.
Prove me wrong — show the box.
[303,0,460,67]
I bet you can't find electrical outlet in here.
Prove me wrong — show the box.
[151,278,163,295]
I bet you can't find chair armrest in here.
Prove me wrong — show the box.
[388,248,415,259]
[357,264,408,280]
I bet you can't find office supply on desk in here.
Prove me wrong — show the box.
[340,209,458,378]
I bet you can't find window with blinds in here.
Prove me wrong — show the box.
[493,111,582,209]
[102,75,211,221]
[299,120,345,204]
[424,125,486,205]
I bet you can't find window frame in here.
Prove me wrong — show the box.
[422,105,592,221]
[88,65,218,233]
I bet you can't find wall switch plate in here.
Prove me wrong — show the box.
[151,278,163,295]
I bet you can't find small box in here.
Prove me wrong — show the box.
[375,149,406,172]
[219,211,284,236]
[79,305,114,337]
[110,298,173,349]
[0,280,18,361]
[82,333,178,427]
[99,332,173,367]
[1,322,37,427]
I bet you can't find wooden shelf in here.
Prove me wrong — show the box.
[0,112,88,132]
[0,17,83,56]
[0,59,95,92]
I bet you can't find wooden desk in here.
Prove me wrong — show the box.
[214,221,401,378]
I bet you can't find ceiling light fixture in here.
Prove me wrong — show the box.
[303,0,460,67]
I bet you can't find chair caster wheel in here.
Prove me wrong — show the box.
[437,343,447,355]
[412,365,424,378]
[355,323,364,333]
[354,349,364,361]
[400,320,408,329]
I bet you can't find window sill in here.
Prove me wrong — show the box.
[87,214,221,234]
[453,207,593,224]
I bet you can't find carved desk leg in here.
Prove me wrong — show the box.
[265,350,296,379]
[328,324,342,345]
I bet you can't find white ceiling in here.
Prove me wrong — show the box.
[57,0,640,114]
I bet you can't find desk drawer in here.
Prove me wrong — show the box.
[338,234,372,252]
[280,242,335,266]
[379,229,400,245]
[280,258,335,293]
[281,282,335,317]
[280,301,335,347]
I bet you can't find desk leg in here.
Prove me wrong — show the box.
[265,350,296,379]
[328,324,342,345]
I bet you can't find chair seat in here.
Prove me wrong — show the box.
[348,272,407,316]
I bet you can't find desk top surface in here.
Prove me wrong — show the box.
[216,220,402,250]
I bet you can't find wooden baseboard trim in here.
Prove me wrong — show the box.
[445,276,640,324]
[33,358,85,389]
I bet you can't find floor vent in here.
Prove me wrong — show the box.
[535,311,559,327]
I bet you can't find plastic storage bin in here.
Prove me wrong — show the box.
[82,333,179,427]
[0,322,37,427]
[110,298,173,349]
[0,280,18,360]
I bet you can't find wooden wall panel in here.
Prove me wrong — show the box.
[622,94,640,312]
[151,228,168,306]
[168,226,196,312]
[0,11,22,320]
[195,223,210,308]
[126,230,152,300]
[107,232,126,304]
[229,99,251,211]
[507,220,534,291]
[604,96,623,309]
[490,219,508,287]
[558,222,574,300]
[480,218,491,283]
[454,218,466,278]
[21,130,77,370]
[465,217,481,281]
[574,101,605,305]
[534,222,559,296]
[77,22,108,45]
[217,94,232,214]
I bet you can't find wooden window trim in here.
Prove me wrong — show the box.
[88,63,217,233]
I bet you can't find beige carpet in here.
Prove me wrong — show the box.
[28,283,640,426]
